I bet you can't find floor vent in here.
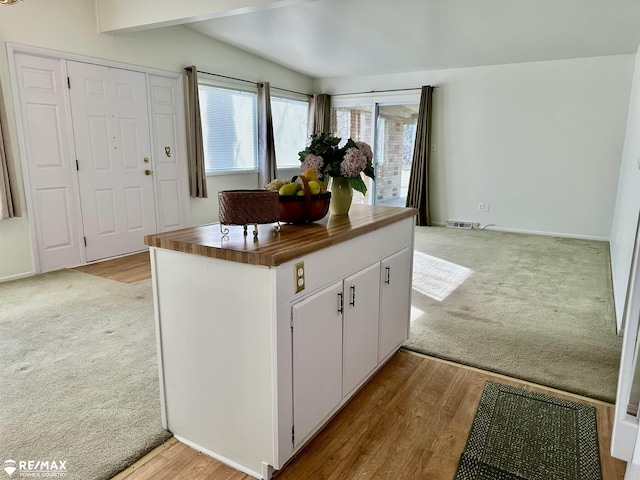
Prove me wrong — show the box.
[445,220,473,229]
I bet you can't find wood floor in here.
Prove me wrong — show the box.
[85,252,625,479]
[73,251,151,283]
[114,351,626,480]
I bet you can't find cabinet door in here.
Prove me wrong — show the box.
[292,281,343,448]
[379,248,412,362]
[343,263,381,396]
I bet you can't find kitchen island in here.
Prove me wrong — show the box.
[145,204,417,479]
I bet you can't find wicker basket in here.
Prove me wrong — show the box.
[218,190,280,226]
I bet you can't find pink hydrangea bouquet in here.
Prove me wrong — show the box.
[298,132,375,195]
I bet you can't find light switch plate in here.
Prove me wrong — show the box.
[294,261,305,293]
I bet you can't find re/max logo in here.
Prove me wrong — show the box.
[18,461,67,471]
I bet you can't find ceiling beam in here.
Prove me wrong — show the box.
[95,0,317,33]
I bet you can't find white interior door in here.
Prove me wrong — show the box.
[68,61,156,261]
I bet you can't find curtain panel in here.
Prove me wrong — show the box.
[257,82,278,188]
[0,80,21,219]
[186,66,208,198]
[307,93,331,136]
[406,85,434,226]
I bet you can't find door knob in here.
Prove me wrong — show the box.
[145,169,153,176]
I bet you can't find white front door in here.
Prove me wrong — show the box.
[13,53,84,272]
[68,61,156,261]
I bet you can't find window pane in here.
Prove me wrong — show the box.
[374,104,419,207]
[198,85,257,173]
[272,96,308,169]
[332,106,373,204]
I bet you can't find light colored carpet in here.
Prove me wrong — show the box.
[405,226,622,403]
[0,269,170,480]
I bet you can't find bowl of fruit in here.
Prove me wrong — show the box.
[266,169,331,224]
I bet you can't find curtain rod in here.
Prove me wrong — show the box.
[184,67,311,97]
[332,86,438,97]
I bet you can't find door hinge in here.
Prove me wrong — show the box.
[83,236,87,247]
[292,425,295,445]
[67,77,70,89]
[75,159,79,171]
[290,311,294,331]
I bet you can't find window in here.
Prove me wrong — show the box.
[332,106,373,205]
[332,103,418,207]
[271,96,308,169]
[198,84,258,173]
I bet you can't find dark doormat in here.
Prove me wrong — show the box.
[455,381,602,480]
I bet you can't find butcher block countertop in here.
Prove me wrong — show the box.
[144,204,418,267]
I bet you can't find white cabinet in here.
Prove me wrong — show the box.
[343,262,381,396]
[379,248,412,362]
[292,281,343,448]
[292,265,382,449]
[291,251,411,449]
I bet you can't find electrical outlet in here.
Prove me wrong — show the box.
[484,203,490,212]
[477,203,484,212]
[294,261,305,293]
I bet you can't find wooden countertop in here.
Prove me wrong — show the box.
[144,205,418,267]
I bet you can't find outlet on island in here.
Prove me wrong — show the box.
[294,261,305,293]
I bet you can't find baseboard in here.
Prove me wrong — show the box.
[0,270,35,283]
[430,222,609,242]
[610,257,624,335]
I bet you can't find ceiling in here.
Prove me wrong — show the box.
[185,0,640,79]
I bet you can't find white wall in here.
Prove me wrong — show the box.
[0,0,313,280]
[611,46,640,332]
[317,55,634,240]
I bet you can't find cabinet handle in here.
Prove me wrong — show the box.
[385,266,391,285]
[350,285,356,307]
[337,292,344,314]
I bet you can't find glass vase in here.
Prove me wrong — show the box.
[329,177,353,215]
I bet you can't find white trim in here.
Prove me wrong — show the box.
[613,210,640,461]
[7,42,183,79]
[331,90,421,109]
[206,168,260,177]
[625,461,640,480]
[197,75,259,93]
[0,271,36,283]
[612,259,625,334]
[270,89,308,103]
[431,221,610,242]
